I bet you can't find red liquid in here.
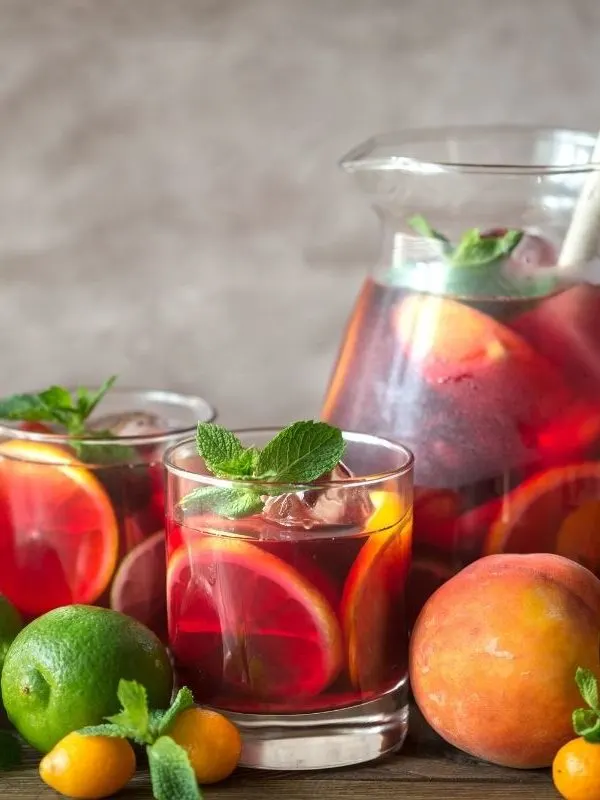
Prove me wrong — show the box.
[0,447,167,638]
[167,504,411,713]
[323,279,600,621]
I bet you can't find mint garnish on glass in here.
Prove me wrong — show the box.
[80,679,202,800]
[408,214,523,268]
[0,376,135,463]
[179,421,346,520]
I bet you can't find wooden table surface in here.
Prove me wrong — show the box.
[0,711,561,799]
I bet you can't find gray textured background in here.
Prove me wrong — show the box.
[1,0,599,425]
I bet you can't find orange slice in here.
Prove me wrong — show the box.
[167,537,343,703]
[341,491,411,694]
[485,463,600,572]
[395,295,530,382]
[0,439,119,617]
[110,529,167,641]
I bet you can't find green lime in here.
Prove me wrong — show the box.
[1,605,173,752]
[0,595,22,675]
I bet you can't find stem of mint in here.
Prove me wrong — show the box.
[178,420,346,520]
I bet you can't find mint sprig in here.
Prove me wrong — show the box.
[408,215,523,268]
[0,376,139,464]
[0,376,117,435]
[181,420,346,520]
[0,730,22,771]
[572,667,600,741]
[80,680,201,799]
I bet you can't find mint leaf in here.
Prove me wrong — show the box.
[196,423,245,477]
[0,731,22,770]
[157,687,195,737]
[573,708,600,740]
[71,435,137,466]
[576,667,600,710]
[179,486,264,519]
[216,447,259,479]
[0,376,118,436]
[408,214,450,246]
[255,421,345,483]
[105,679,151,745]
[451,228,523,268]
[75,376,117,420]
[0,393,62,424]
[148,737,202,800]
[79,723,130,739]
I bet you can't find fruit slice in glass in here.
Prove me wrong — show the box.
[0,440,119,616]
[341,490,411,695]
[168,535,343,706]
[110,529,166,640]
[485,463,600,573]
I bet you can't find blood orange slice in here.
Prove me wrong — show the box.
[341,491,411,694]
[167,537,343,704]
[484,463,600,573]
[0,439,119,616]
[110,529,167,640]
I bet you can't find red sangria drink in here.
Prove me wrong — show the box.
[0,378,215,637]
[165,421,413,769]
[322,127,600,623]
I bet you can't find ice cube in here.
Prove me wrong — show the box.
[262,462,374,529]
[88,411,167,437]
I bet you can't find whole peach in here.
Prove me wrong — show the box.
[409,553,600,768]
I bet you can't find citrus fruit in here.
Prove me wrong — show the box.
[553,736,600,800]
[39,731,136,799]
[167,707,241,784]
[110,529,167,640]
[1,605,173,752]
[406,556,455,628]
[341,491,411,694]
[484,463,600,572]
[395,294,534,382]
[168,537,343,704]
[0,440,119,616]
[0,595,22,674]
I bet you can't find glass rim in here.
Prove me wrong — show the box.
[340,124,600,176]
[0,386,216,448]
[164,427,415,491]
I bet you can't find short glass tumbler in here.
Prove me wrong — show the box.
[165,428,413,770]
[0,387,215,638]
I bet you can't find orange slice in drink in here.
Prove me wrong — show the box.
[395,295,532,382]
[484,463,600,573]
[110,529,167,641]
[167,537,343,703]
[341,491,411,694]
[0,440,119,617]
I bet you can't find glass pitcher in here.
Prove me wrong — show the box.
[322,126,600,623]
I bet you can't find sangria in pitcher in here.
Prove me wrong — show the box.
[322,127,600,621]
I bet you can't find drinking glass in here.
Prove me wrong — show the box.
[322,126,600,623]
[165,429,413,770]
[0,387,215,637]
